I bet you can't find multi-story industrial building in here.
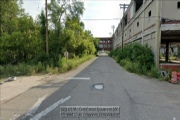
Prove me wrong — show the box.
[113,0,180,66]
[98,37,113,51]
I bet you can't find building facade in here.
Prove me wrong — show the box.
[113,0,180,66]
[98,37,113,51]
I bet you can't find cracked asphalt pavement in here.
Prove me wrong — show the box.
[1,56,180,120]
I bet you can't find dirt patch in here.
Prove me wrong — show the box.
[0,74,56,103]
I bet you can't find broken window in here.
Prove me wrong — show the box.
[148,10,151,22]
[178,2,180,8]
[148,11,151,17]
[124,14,128,26]
[137,22,139,27]
[135,0,143,12]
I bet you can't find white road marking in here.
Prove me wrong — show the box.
[22,94,47,119]
[173,117,176,120]
[68,77,90,80]
[30,96,71,120]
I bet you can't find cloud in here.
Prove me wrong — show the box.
[82,0,131,37]
[22,0,131,37]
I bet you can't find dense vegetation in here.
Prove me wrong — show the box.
[0,0,99,78]
[109,43,161,78]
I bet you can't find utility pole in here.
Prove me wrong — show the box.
[111,25,115,34]
[120,4,128,51]
[120,4,128,15]
[109,32,112,37]
[45,0,49,55]
[111,25,115,50]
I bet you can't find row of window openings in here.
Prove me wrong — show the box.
[125,33,131,37]
[115,1,180,38]
[136,10,151,27]
[136,2,180,11]
[125,1,180,27]
[120,10,151,31]
[130,1,180,27]
[118,2,180,36]
[99,45,111,48]
[123,11,149,36]
[100,41,111,43]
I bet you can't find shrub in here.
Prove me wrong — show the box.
[0,55,95,79]
[124,60,134,72]
[58,57,68,72]
[141,65,148,75]
[110,43,154,69]
[148,66,161,78]
[17,63,30,75]
[124,61,142,74]
[35,62,46,73]
[119,59,128,66]
[5,64,16,76]
[46,65,59,74]
[0,66,4,76]
[110,43,161,78]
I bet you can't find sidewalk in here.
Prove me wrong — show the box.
[0,74,56,103]
[0,57,97,103]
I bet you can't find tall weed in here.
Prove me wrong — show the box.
[1,55,94,79]
[110,43,161,78]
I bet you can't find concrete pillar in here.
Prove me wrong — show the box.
[155,0,161,67]
[165,42,169,62]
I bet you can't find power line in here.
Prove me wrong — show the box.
[37,0,41,14]
[82,0,177,2]
[79,16,163,21]
[80,16,180,21]
[35,0,41,21]
[81,18,121,20]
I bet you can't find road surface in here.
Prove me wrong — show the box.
[1,56,180,120]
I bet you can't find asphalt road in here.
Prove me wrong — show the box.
[1,56,180,120]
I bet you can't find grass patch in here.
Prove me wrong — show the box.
[0,55,95,79]
[58,55,94,73]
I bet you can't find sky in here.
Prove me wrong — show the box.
[22,0,131,37]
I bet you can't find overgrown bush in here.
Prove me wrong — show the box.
[58,57,68,72]
[147,66,161,78]
[109,43,160,78]
[0,55,95,79]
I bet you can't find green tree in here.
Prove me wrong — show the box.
[0,0,43,64]
[0,0,19,35]
[0,0,97,67]
[38,10,46,52]
[46,0,85,60]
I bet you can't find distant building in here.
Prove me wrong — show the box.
[112,0,180,66]
[98,37,113,51]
